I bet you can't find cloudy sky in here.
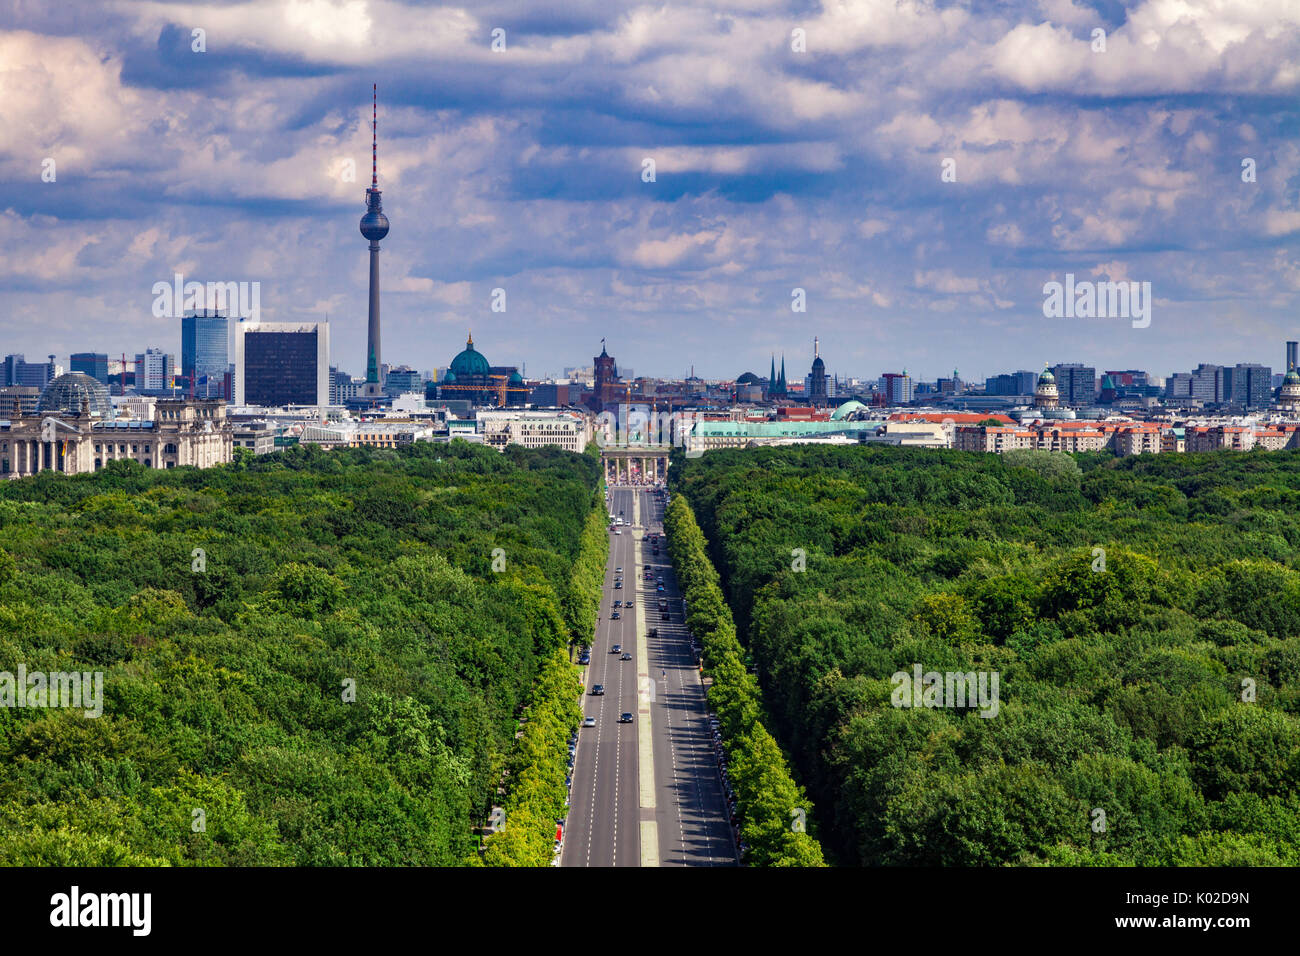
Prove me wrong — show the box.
[1,0,1298,383]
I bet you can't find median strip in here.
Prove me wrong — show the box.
[633,498,659,866]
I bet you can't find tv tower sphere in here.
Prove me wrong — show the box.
[360,85,389,242]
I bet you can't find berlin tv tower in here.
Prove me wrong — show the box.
[358,83,390,400]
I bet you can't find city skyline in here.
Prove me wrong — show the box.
[1,2,1298,380]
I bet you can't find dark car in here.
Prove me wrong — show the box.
[612,611,621,620]
[578,655,591,665]
[613,600,621,608]
[619,713,634,723]
[611,644,622,654]
[657,584,665,592]
[615,581,623,589]
[620,652,632,660]
[590,684,605,696]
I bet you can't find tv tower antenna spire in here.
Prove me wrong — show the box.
[359,83,390,398]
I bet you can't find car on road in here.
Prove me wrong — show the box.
[582,716,596,727]
[614,529,622,535]
[619,712,634,723]
[611,611,621,619]
[615,581,622,588]
[657,584,665,592]
[624,599,633,607]
[578,655,590,665]
[615,567,623,574]
[611,644,622,654]
[613,600,621,608]
[620,652,632,660]
[590,684,605,695]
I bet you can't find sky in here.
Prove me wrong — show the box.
[0,0,1298,384]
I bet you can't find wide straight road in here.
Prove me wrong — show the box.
[640,488,738,867]
[563,483,737,868]
[563,485,640,867]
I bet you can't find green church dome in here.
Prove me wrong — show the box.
[449,332,490,378]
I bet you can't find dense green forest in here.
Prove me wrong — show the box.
[0,441,600,865]
[672,445,1300,866]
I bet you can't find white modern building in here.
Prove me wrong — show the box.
[476,409,589,453]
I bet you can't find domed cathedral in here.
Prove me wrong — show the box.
[1276,368,1300,415]
[435,332,528,406]
[734,371,763,402]
[1034,364,1060,410]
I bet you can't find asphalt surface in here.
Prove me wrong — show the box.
[562,485,737,868]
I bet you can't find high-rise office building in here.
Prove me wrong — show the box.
[383,365,423,396]
[329,367,360,405]
[1231,363,1272,409]
[1,355,21,387]
[182,309,230,398]
[134,348,176,392]
[985,370,1038,396]
[4,354,59,389]
[1051,363,1096,404]
[234,319,330,406]
[1166,364,1230,403]
[882,371,913,404]
[70,352,109,385]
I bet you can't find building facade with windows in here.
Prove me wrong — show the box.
[70,353,109,385]
[234,319,330,407]
[476,410,589,452]
[182,310,230,398]
[1,387,231,478]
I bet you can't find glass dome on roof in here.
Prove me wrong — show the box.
[36,372,115,419]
